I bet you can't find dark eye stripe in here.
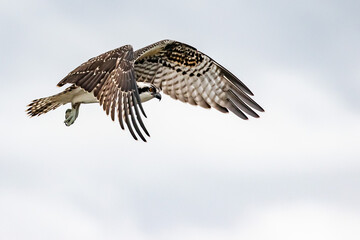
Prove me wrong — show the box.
[138,87,149,94]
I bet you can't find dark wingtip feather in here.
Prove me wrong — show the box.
[227,90,260,118]
[227,102,248,120]
[127,94,146,142]
[245,88,254,96]
[131,94,150,137]
[135,90,147,118]
[117,92,125,130]
[218,65,255,96]
[123,94,138,141]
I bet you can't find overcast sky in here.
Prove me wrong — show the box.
[1,0,359,239]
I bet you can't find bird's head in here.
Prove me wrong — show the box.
[136,82,162,103]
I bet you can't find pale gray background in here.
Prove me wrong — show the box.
[1,0,359,239]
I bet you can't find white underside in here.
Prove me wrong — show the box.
[69,87,154,105]
[71,88,98,104]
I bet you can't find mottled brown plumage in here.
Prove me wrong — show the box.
[57,45,148,141]
[27,39,264,142]
[134,40,264,118]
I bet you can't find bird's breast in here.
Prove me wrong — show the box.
[71,88,98,104]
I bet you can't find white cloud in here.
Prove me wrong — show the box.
[0,0,359,239]
[2,194,359,240]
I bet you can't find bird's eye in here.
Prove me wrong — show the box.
[149,87,154,93]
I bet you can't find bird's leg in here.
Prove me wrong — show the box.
[64,103,80,126]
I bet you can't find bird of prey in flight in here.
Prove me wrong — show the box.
[27,39,264,142]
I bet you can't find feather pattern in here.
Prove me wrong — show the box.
[52,39,263,141]
[57,45,148,141]
[134,40,264,119]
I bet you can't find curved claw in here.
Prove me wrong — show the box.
[64,104,80,126]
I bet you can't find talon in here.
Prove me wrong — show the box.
[65,109,72,119]
[64,104,80,127]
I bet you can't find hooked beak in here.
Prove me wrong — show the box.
[153,93,162,101]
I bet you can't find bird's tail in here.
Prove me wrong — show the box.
[26,86,76,117]
[26,95,65,117]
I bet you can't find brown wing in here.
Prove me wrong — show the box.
[57,45,149,141]
[134,40,264,120]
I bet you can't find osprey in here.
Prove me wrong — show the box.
[27,40,264,142]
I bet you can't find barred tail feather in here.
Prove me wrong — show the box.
[26,95,64,117]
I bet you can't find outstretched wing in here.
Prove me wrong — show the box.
[134,40,264,119]
[57,45,149,141]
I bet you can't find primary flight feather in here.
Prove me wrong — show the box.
[27,39,264,142]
